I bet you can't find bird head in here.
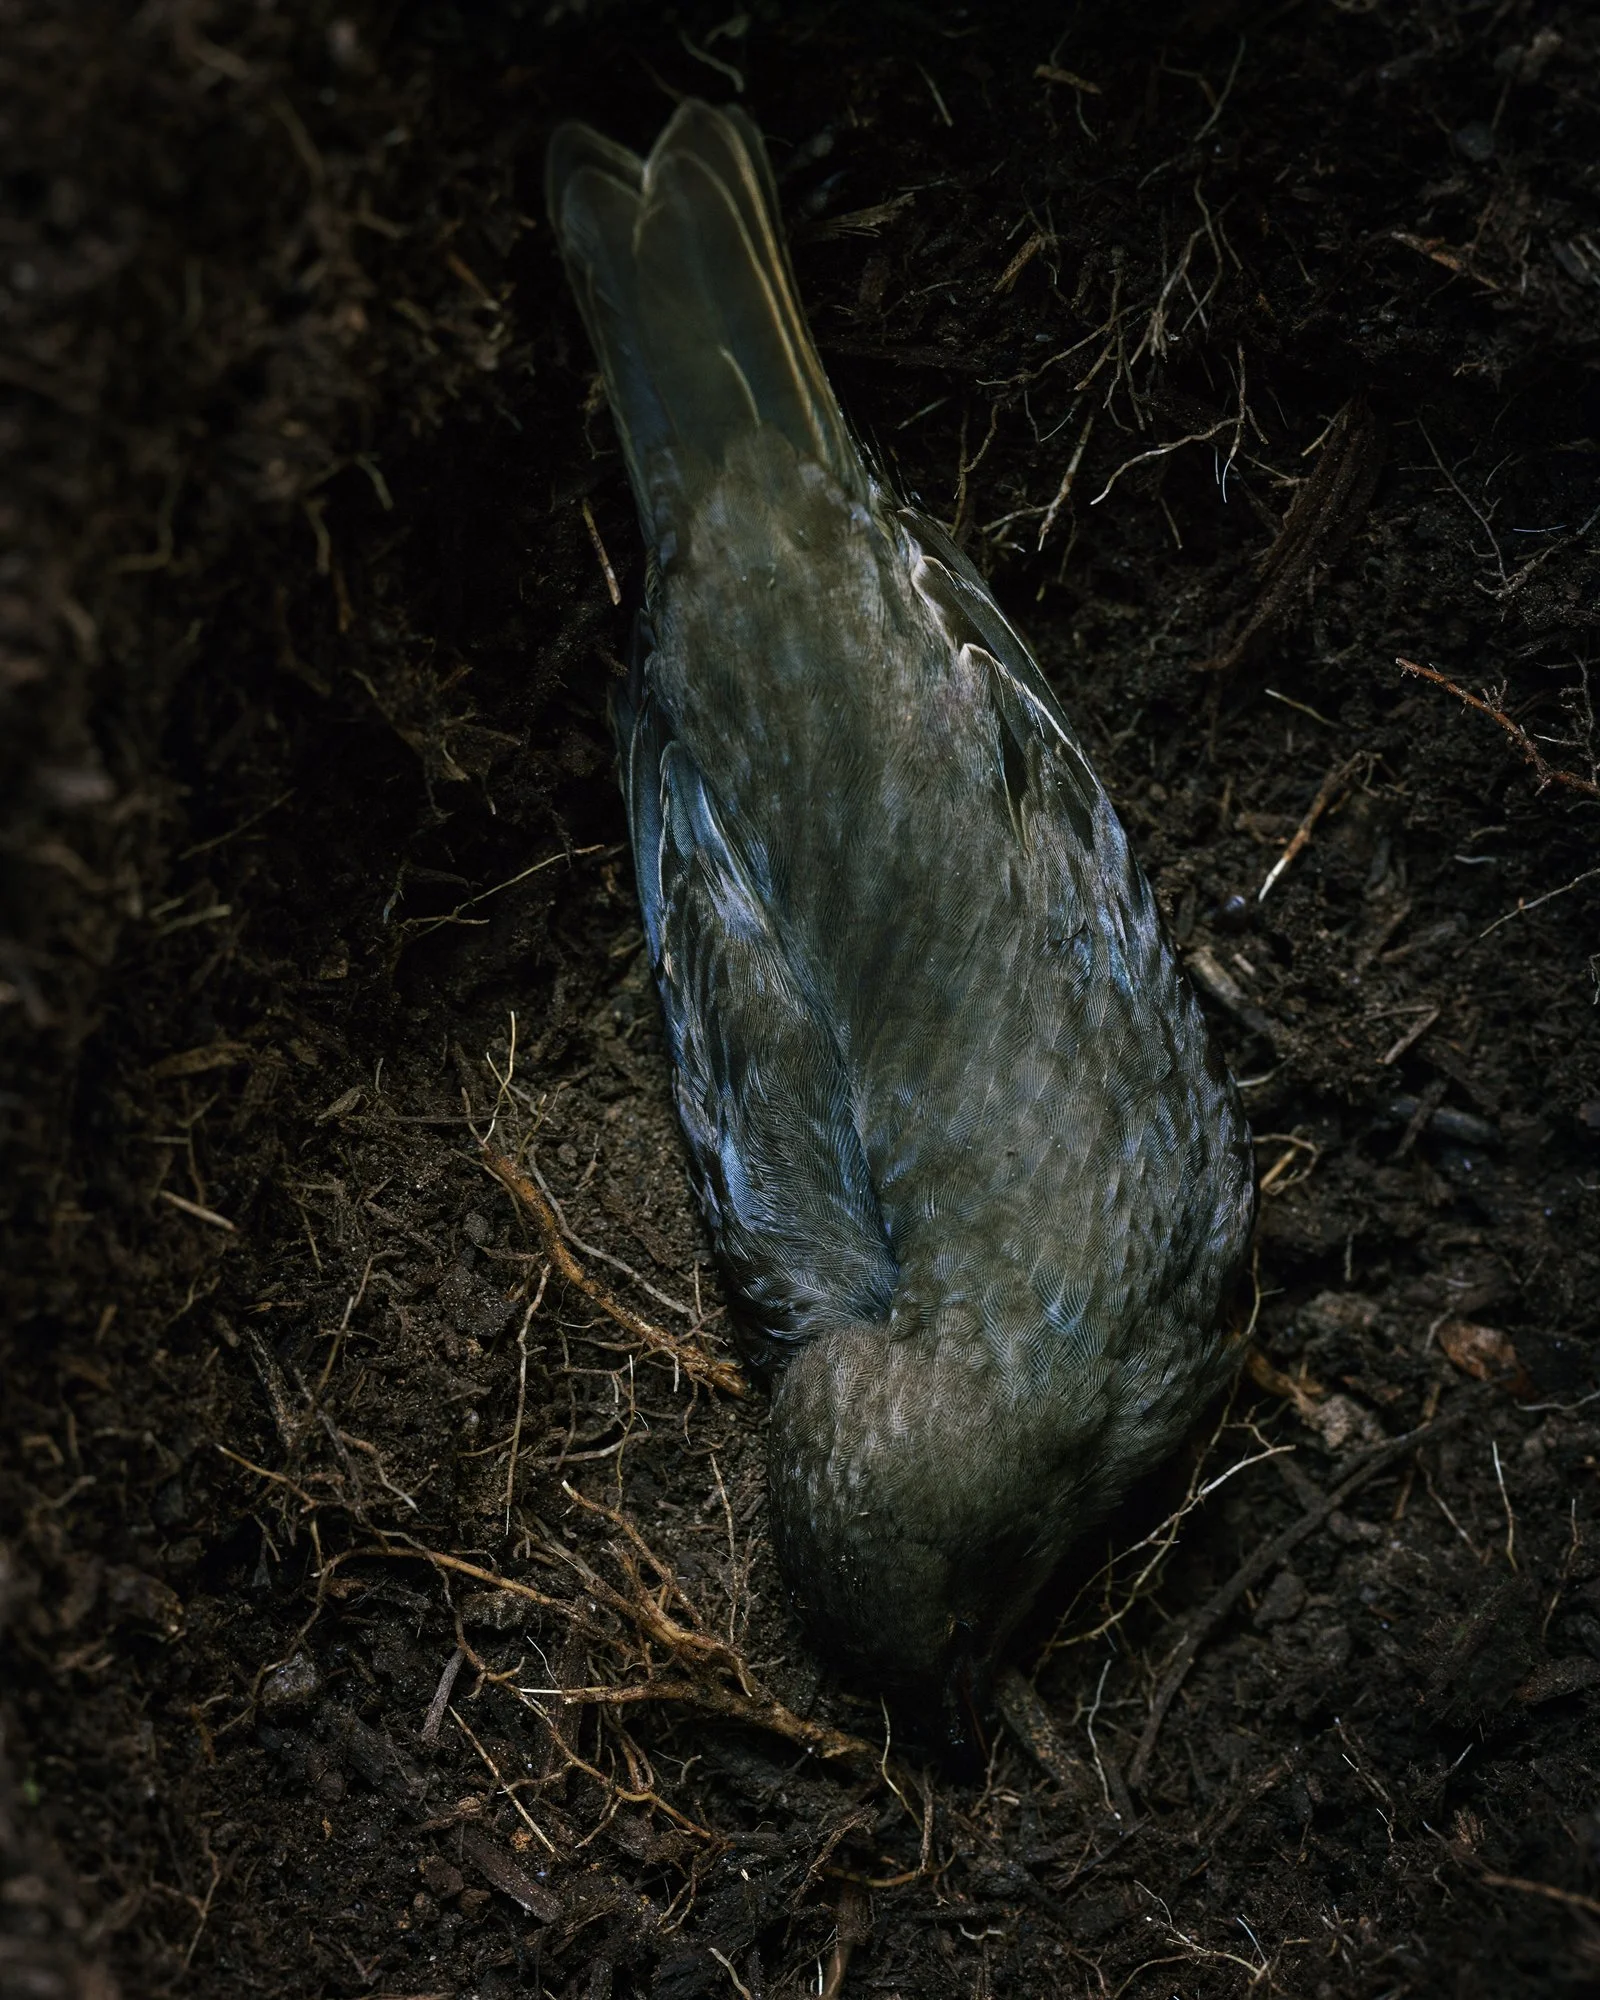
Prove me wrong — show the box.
[764,1317,1084,1769]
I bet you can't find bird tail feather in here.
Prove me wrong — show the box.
[546,101,865,549]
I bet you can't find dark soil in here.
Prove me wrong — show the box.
[5,4,1600,1996]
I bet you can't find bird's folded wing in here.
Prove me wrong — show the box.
[622,683,899,1361]
[898,505,1109,855]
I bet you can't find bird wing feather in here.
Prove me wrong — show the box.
[620,664,898,1364]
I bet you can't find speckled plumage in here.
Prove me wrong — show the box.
[547,102,1255,1724]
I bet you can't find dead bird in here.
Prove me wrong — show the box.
[546,102,1255,1749]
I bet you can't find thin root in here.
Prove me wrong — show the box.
[481,1144,744,1396]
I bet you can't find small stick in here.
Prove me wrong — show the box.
[315,1252,376,1397]
[1423,1461,1481,1560]
[523,1701,715,1839]
[561,1480,717,1642]
[525,1158,696,1319]
[331,1423,420,1512]
[360,1542,613,1643]
[1037,404,1097,551]
[1257,1132,1319,1196]
[915,60,954,126]
[1264,687,1337,728]
[1477,864,1600,944]
[1392,1380,1442,1521]
[480,1145,743,1396]
[1258,754,1366,902]
[398,842,605,943]
[420,1646,465,1744]
[1380,1004,1441,1067]
[1540,1502,1581,1643]
[1035,62,1103,93]
[520,1673,876,1767]
[993,229,1049,296]
[1089,417,1232,510]
[709,1452,739,1644]
[159,1188,237,1233]
[181,1845,222,1970]
[1396,1078,1447,1157]
[1084,1656,1118,1817]
[581,498,621,606]
[213,1443,320,1512]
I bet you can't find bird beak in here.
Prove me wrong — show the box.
[935,1638,991,1780]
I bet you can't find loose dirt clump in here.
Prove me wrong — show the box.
[4,4,1599,1996]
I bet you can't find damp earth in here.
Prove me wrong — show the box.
[3,5,1600,1996]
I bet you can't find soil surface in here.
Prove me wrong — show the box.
[5,4,1600,1996]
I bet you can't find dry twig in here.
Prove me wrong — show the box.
[451,1703,557,1854]
[158,1187,237,1232]
[397,843,606,942]
[1258,753,1369,902]
[1472,1865,1600,1921]
[581,497,622,606]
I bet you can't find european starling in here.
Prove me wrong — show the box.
[547,102,1255,1741]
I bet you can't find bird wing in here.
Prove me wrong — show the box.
[619,664,899,1364]
[898,504,1109,856]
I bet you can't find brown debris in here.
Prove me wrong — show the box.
[1184,943,1280,1043]
[1245,1345,1325,1420]
[458,1823,562,1923]
[1435,1319,1531,1394]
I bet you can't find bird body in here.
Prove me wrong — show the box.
[547,103,1255,1722]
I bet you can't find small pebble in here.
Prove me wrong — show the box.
[1455,121,1495,162]
[1253,1567,1306,1628]
[260,1650,322,1712]
[421,1856,465,1899]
